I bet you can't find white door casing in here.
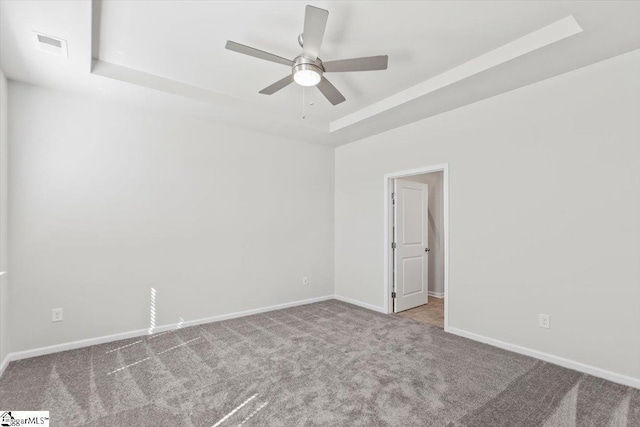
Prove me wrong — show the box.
[393,179,429,312]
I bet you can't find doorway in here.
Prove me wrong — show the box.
[384,165,449,329]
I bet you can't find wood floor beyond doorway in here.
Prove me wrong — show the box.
[397,297,444,328]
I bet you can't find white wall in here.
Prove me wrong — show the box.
[335,50,640,380]
[0,69,9,363]
[8,82,334,353]
[405,172,444,296]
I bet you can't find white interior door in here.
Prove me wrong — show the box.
[393,179,429,312]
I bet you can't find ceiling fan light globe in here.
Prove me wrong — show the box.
[292,61,323,87]
[294,68,321,87]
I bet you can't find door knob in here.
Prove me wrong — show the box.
[425,248,430,252]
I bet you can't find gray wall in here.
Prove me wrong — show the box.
[405,172,444,296]
[335,50,640,380]
[7,82,335,353]
[0,69,8,363]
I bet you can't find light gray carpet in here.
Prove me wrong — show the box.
[1,300,638,426]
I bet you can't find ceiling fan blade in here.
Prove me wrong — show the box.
[302,5,329,60]
[225,41,294,66]
[322,55,388,72]
[316,77,346,105]
[259,74,294,95]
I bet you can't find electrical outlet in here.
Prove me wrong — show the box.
[302,276,309,286]
[538,313,550,329]
[52,308,63,322]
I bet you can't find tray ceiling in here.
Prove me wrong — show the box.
[2,1,639,145]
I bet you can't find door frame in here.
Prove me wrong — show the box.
[383,164,450,331]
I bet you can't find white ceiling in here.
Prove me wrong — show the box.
[1,1,639,145]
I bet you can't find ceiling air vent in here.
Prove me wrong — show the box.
[32,31,68,57]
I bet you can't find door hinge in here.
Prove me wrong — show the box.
[392,192,396,205]
[391,242,396,249]
[391,292,396,299]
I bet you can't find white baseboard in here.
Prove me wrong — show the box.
[0,353,10,377]
[3,296,637,391]
[446,326,640,390]
[175,295,334,329]
[0,294,334,377]
[333,294,386,313]
[428,291,445,298]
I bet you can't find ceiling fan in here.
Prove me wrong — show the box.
[225,5,389,106]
